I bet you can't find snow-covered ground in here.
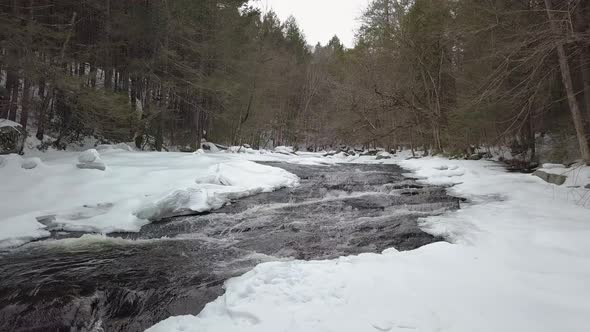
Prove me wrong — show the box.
[0,147,299,248]
[147,154,590,332]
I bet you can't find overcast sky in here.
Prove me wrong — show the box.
[251,0,370,48]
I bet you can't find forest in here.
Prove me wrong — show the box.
[1,0,590,164]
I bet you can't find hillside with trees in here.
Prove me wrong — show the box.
[1,0,589,165]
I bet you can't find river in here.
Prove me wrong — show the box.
[0,162,461,331]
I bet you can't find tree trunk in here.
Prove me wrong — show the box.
[21,78,31,129]
[581,48,590,132]
[574,1,590,135]
[545,0,590,164]
[104,0,113,90]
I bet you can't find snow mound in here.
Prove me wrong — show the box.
[376,151,392,160]
[195,164,233,186]
[0,154,24,169]
[77,149,106,171]
[78,149,101,163]
[22,157,43,170]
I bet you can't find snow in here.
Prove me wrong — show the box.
[21,157,42,170]
[201,142,220,152]
[376,151,392,159]
[96,143,134,152]
[0,151,299,248]
[273,146,295,155]
[0,118,22,130]
[76,149,107,171]
[147,154,590,332]
[78,149,101,163]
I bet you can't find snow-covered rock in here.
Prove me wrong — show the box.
[376,151,392,160]
[201,142,220,152]
[78,149,101,163]
[21,157,42,170]
[274,146,295,155]
[76,149,106,171]
[193,149,205,155]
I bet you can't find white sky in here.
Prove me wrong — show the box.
[250,0,370,48]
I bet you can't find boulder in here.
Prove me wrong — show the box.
[468,154,482,160]
[533,170,567,186]
[201,142,220,152]
[0,119,25,155]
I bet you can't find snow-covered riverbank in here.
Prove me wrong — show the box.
[0,148,299,248]
[147,154,590,332]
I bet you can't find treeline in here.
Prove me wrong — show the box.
[307,0,590,163]
[1,0,590,164]
[0,0,311,150]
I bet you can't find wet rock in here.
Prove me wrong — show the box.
[585,184,590,189]
[468,154,482,160]
[533,170,567,185]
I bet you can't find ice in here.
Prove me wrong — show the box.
[147,154,590,332]
[0,151,299,248]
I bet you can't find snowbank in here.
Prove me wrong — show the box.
[0,151,298,248]
[148,156,590,332]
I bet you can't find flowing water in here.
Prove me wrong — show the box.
[0,162,461,332]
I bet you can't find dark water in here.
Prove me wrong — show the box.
[0,162,461,332]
